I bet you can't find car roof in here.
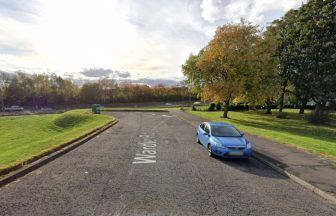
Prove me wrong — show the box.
[205,122,233,127]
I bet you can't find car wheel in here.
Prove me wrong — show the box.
[196,134,201,144]
[208,144,214,157]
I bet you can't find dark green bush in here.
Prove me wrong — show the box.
[307,111,331,125]
[208,103,216,111]
[216,103,222,111]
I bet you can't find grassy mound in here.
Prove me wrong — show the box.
[53,113,90,128]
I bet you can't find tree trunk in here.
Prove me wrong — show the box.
[223,108,229,118]
[279,92,284,112]
[249,105,256,111]
[222,96,231,118]
[278,80,287,113]
[299,98,308,114]
[0,89,4,111]
[315,102,324,116]
[265,97,272,114]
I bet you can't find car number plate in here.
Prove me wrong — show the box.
[229,151,243,156]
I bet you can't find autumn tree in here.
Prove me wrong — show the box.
[197,21,260,118]
[182,50,204,99]
[247,25,281,114]
[99,78,117,103]
[80,82,101,104]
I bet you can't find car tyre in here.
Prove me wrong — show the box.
[208,144,214,157]
[196,134,201,144]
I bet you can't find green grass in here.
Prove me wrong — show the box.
[187,108,336,159]
[0,109,113,172]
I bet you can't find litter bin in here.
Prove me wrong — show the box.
[92,104,101,114]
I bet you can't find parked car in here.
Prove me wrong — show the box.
[40,107,53,111]
[196,122,252,158]
[4,105,24,112]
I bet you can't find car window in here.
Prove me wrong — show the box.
[200,123,205,130]
[204,124,210,133]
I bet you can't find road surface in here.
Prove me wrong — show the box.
[0,112,335,215]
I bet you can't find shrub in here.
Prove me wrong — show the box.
[216,103,222,111]
[208,103,216,111]
[307,111,331,125]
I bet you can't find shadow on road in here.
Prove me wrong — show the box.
[215,156,288,179]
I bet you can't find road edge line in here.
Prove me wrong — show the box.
[174,112,336,205]
[0,119,119,187]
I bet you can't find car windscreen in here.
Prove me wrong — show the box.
[211,125,241,137]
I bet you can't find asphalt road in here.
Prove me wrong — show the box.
[0,112,335,215]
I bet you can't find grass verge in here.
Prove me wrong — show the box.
[0,109,113,172]
[187,108,336,159]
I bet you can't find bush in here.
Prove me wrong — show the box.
[230,104,249,111]
[276,112,287,119]
[216,103,222,111]
[208,103,216,111]
[307,111,331,125]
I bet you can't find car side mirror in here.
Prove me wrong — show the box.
[240,132,244,136]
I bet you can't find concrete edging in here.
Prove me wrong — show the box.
[0,119,118,187]
[173,112,336,205]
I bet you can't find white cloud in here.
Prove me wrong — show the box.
[200,0,304,25]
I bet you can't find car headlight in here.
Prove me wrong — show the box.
[246,141,252,149]
[214,141,225,148]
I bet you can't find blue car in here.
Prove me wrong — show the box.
[197,122,252,158]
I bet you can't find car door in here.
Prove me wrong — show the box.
[198,123,205,144]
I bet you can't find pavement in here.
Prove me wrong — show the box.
[0,111,335,215]
[172,110,336,199]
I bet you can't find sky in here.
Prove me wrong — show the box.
[0,0,305,82]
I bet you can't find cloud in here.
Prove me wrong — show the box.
[0,0,40,23]
[200,0,305,26]
[0,42,35,56]
[119,78,182,87]
[81,68,113,78]
[117,71,131,78]
[80,68,131,79]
